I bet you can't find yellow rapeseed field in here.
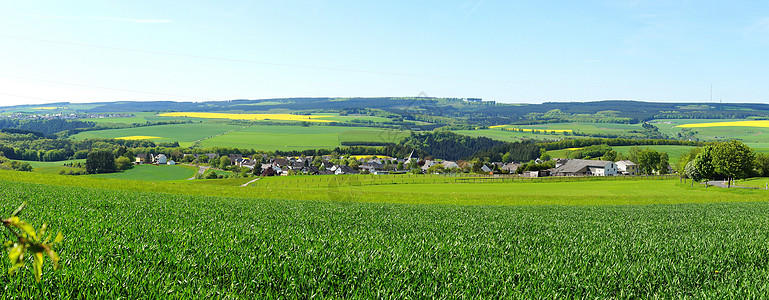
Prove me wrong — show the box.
[35,106,65,110]
[158,112,336,122]
[676,120,769,128]
[489,125,572,133]
[116,136,162,140]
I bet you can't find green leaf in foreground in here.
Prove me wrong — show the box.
[2,202,63,282]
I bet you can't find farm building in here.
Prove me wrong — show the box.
[551,159,617,176]
[441,161,459,169]
[501,163,520,173]
[156,154,167,164]
[615,160,638,175]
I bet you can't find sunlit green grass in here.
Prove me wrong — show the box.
[88,164,198,181]
[69,123,243,147]
[2,173,769,297]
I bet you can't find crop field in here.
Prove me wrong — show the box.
[489,125,573,133]
[69,123,243,147]
[197,125,410,150]
[2,171,769,297]
[88,164,198,181]
[158,112,336,123]
[453,129,571,142]
[652,119,769,146]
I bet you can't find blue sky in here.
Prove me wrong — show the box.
[1,0,768,106]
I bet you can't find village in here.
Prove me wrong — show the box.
[134,151,647,177]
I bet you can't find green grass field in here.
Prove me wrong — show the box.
[454,129,571,142]
[88,164,198,181]
[653,119,769,145]
[197,125,410,150]
[69,123,243,147]
[2,171,769,297]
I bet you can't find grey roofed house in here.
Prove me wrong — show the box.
[551,159,617,176]
[554,158,569,168]
[334,165,359,175]
[480,165,492,172]
[501,163,520,172]
[271,158,290,167]
[441,161,459,169]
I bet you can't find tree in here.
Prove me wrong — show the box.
[115,156,133,171]
[684,161,701,186]
[676,148,702,175]
[754,152,769,177]
[86,150,116,174]
[693,147,715,183]
[711,140,755,187]
[637,148,661,175]
[218,156,231,169]
[600,150,617,162]
[627,146,642,163]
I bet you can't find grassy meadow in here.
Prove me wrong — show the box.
[69,123,243,147]
[197,125,410,150]
[88,164,198,181]
[2,171,769,297]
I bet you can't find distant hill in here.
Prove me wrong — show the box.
[5,98,769,125]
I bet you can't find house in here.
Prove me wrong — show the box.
[203,153,218,161]
[554,158,569,168]
[615,160,638,175]
[441,161,459,169]
[167,160,176,165]
[524,170,550,177]
[480,165,492,173]
[155,154,167,164]
[551,159,617,176]
[501,163,520,173]
[420,160,438,171]
[360,162,385,173]
[271,158,290,167]
[334,165,359,175]
[228,154,244,165]
[135,153,148,164]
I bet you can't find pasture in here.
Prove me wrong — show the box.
[453,129,571,143]
[69,123,243,147]
[158,112,336,123]
[197,125,410,150]
[88,164,198,181]
[2,171,769,297]
[653,119,769,146]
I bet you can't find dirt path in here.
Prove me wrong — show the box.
[186,165,209,180]
[241,177,261,187]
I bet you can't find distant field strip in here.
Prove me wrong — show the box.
[489,125,573,133]
[116,135,161,140]
[159,112,336,123]
[677,120,769,128]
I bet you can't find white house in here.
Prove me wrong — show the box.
[615,160,637,175]
[551,159,617,176]
[156,154,167,164]
[167,160,176,165]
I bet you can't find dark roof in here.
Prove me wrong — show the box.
[553,159,613,174]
